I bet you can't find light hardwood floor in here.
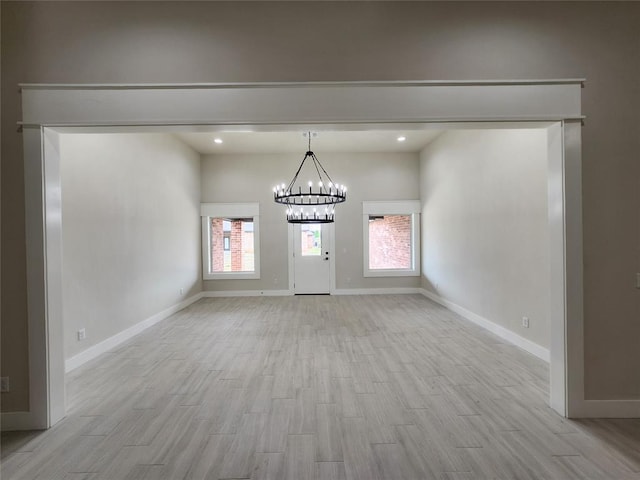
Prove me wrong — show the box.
[2,295,640,479]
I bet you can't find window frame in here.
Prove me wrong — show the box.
[201,202,260,280]
[363,200,421,278]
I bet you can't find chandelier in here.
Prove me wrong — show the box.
[273,132,347,223]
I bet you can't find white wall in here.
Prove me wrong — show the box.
[200,151,421,292]
[420,129,550,349]
[60,133,202,359]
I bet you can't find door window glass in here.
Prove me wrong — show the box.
[301,224,321,256]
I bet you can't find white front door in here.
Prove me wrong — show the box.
[293,223,331,294]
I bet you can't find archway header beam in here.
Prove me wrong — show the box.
[20,81,583,128]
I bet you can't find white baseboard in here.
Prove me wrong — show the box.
[0,411,42,432]
[419,288,550,363]
[573,400,640,418]
[332,287,421,295]
[201,289,292,297]
[65,292,204,373]
[202,288,421,297]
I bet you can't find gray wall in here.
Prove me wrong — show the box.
[2,1,639,410]
[61,133,202,360]
[420,129,550,349]
[201,151,421,292]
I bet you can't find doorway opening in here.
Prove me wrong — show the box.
[15,80,584,431]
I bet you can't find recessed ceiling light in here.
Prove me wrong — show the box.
[397,136,406,142]
[214,138,223,144]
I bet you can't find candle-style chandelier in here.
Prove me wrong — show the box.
[273,132,347,223]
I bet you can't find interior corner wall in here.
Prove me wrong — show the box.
[420,129,550,350]
[60,133,202,360]
[200,151,421,292]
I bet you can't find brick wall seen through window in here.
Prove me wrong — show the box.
[210,218,255,272]
[368,215,412,269]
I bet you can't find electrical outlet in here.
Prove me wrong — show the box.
[522,317,530,328]
[77,328,86,341]
[1,377,9,393]
[180,288,184,295]
[636,273,640,289]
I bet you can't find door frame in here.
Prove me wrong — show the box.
[13,80,591,430]
[288,222,336,295]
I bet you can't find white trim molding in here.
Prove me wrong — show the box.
[201,202,260,218]
[201,289,291,297]
[420,289,550,363]
[0,412,38,432]
[333,287,422,296]
[576,400,640,419]
[19,81,584,127]
[65,292,204,373]
[201,202,261,281]
[363,201,421,278]
[200,287,423,297]
[362,200,421,215]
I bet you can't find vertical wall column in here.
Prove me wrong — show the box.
[23,127,66,428]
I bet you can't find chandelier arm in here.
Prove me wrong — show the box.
[286,152,312,193]
[311,153,336,186]
[310,154,325,186]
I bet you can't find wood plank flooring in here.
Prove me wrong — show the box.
[2,294,640,479]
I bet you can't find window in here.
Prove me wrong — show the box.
[211,218,254,272]
[201,203,260,279]
[301,224,322,256]
[363,201,420,277]
[368,215,412,269]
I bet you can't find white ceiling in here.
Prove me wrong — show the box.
[175,130,443,155]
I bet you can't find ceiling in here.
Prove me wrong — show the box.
[175,130,443,155]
